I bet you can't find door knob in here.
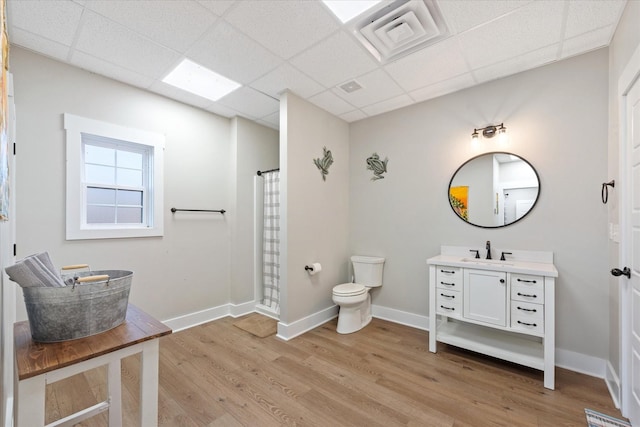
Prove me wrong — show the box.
[611,267,631,278]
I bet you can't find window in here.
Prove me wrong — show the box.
[64,114,164,240]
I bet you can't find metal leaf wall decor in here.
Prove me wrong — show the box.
[366,152,388,181]
[313,146,333,181]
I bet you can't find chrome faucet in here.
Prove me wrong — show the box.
[485,240,492,259]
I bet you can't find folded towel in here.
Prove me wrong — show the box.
[5,252,66,288]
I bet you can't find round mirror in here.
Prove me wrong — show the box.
[448,152,540,228]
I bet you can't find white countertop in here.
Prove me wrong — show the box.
[427,250,558,277]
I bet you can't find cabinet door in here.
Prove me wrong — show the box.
[463,269,507,326]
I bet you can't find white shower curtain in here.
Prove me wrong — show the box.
[262,171,280,312]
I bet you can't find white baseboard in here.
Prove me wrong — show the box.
[605,361,622,409]
[162,304,231,332]
[556,348,607,379]
[229,300,256,318]
[276,305,338,341]
[371,304,429,331]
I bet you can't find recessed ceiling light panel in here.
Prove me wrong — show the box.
[322,0,383,23]
[162,59,241,102]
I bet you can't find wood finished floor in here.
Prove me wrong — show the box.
[45,315,626,426]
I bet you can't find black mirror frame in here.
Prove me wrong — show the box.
[448,151,541,229]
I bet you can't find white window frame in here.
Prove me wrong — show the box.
[64,113,165,240]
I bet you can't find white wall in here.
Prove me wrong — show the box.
[229,117,278,305]
[10,47,231,322]
[607,0,640,398]
[279,92,350,329]
[349,49,609,360]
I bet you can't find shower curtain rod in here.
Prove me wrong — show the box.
[257,168,280,176]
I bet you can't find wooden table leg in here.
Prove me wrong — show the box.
[16,374,46,426]
[108,358,123,427]
[139,339,160,427]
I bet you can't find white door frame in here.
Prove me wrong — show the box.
[618,42,640,420]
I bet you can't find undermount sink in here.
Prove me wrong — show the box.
[460,257,514,266]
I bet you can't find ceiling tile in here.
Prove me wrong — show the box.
[74,11,181,79]
[250,63,324,99]
[410,73,477,103]
[196,0,236,17]
[565,0,626,39]
[385,36,469,92]
[259,111,280,129]
[204,102,241,119]
[457,0,565,70]
[308,90,356,116]
[187,20,282,84]
[561,26,612,59]
[290,31,379,88]
[439,0,532,34]
[8,27,70,61]
[70,51,156,88]
[149,80,217,109]
[472,45,558,83]
[224,0,339,59]
[361,94,413,117]
[7,0,83,45]
[332,69,405,108]
[340,109,368,123]
[218,86,280,119]
[83,1,217,52]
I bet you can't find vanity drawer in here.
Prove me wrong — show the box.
[436,290,462,318]
[511,302,544,334]
[511,274,543,292]
[436,266,462,290]
[511,283,544,303]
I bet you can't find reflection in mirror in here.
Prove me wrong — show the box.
[448,152,540,228]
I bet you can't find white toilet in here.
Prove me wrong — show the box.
[332,256,385,334]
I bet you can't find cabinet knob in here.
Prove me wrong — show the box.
[499,278,505,283]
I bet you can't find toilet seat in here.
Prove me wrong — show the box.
[333,283,366,297]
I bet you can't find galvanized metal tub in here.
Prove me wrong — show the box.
[22,270,133,342]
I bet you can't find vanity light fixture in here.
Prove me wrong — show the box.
[471,123,507,143]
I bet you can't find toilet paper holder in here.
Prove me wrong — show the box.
[304,265,314,272]
[304,263,322,275]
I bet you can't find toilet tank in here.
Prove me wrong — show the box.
[351,256,385,287]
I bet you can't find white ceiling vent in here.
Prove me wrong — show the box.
[349,0,449,64]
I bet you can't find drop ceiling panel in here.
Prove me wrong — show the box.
[560,26,613,59]
[361,94,414,116]
[333,69,404,108]
[308,90,357,116]
[7,0,83,45]
[196,0,236,17]
[250,63,325,99]
[457,0,565,69]
[564,0,626,38]
[384,36,469,92]
[340,109,368,123]
[224,0,339,60]
[410,72,476,102]
[290,31,379,88]
[472,45,558,83]
[83,1,217,52]
[218,86,279,119]
[8,28,70,61]
[187,20,282,84]
[438,0,532,34]
[75,11,181,79]
[70,51,156,89]
[149,80,217,109]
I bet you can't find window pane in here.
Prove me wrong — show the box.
[85,144,115,166]
[86,164,115,184]
[87,187,116,205]
[117,150,143,170]
[117,168,143,187]
[87,206,116,224]
[117,189,142,206]
[117,207,142,223]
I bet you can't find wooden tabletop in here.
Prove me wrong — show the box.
[14,304,172,380]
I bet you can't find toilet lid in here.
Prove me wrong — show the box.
[333,283,366,296]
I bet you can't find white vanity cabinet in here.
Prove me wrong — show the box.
[427,247,558,390]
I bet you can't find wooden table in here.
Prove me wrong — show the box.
[14,304,172,427]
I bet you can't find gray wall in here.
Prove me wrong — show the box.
[11,47,234,321]
[349,49,609,359]
[229,117,279,305]
[280,92,350,325]
[607,0,640,390]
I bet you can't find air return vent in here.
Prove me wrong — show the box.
[349,0,449,64]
